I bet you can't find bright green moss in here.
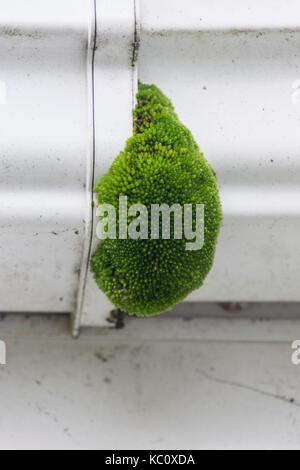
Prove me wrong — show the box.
[91,82,222,316]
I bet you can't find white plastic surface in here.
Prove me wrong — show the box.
[0,0,91,313]
[1,0,300,331]
[139,0,300,303]
[74,0,137,331]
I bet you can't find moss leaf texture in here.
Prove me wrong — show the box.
[91,83,222,316]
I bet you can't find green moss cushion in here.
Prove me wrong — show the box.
[91,82,222,316]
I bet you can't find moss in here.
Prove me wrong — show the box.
[91,82,222,316]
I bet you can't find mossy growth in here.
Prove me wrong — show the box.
[91,82,222,316]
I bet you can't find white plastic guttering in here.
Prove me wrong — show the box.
[73,0,139,333]
[1,0,300,332]
[140,0,300,32]
[0,0,138,332]
[0,0,92,315]
[137,0,300,308]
